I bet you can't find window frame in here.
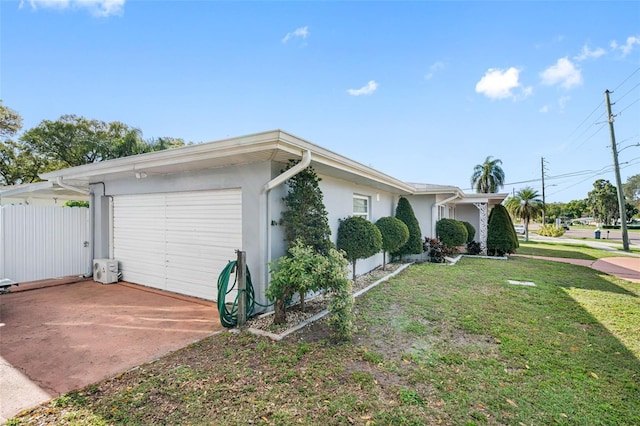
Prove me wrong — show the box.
[352,194,370,219]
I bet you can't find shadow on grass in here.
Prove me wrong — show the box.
[516,246,598,261]
[510,256,637,297]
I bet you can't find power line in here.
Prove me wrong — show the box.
[617,98,640,115]
[613,81,640,103]
[612,65,640,91]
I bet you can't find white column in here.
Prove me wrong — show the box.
[473,202,488,255]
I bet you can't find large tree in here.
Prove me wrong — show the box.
[471,156,505,193]
[587,179,619,225]
[623,174,640,212]
[0,101,22,138]
[6,114,184,185]
[565,199,588,220]
[0,101,46,185]
[19,115,149,168]
[505,187,543,241]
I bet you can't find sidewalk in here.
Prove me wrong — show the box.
[517,235,640,283]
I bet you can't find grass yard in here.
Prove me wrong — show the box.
[9,257,640,425]
[516,240,638,259]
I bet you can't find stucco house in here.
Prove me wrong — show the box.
[11,130,507,304]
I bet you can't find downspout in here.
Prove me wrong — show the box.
[432,191,462,237]
[261,150,312,300]
[85,190,95,278]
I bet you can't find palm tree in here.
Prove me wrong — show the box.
[471,156,506,193]
[505,187,543,241]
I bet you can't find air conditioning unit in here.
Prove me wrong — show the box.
[93,259,119,284]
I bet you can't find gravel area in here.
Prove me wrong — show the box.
[246,262,406,335]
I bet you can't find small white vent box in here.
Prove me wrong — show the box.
[93,259,119,284]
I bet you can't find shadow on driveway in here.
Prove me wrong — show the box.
[0,278,221,421]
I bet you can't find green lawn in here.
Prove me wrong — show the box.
[10,257,640,425]
[517,240,640,259]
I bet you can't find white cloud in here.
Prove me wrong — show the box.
[347,80,378,96]
[282,26,309,43]
[574,44,607,61]
[475,67,530,100]
[540,57,582,89]
[21,0,124,16]
[539,105,550,113]
[613,35,640,57]
[425,61,446,80]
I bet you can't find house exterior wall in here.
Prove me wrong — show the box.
[87,160,401,304]
[319,174,397,276]
[455,204,480,240]
[405,194,436,239]
[90,162,273,303]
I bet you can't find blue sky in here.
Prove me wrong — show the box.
[2,0,639,203]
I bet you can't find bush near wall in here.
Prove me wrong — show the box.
[487,204,519,256]
[462,221,476,243]
[436,218,468,248]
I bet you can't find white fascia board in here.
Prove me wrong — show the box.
[40,130,287,181]
[277,131,415,193]
[38,129,414,193]
[455,193,509,204]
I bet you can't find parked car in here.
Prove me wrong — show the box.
[514,224,526,235]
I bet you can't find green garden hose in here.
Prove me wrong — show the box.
[216,260,257,328]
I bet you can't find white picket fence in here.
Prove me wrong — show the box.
[0,205,90,282]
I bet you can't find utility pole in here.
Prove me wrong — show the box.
[604,90,629,251]
[541,157,546,225]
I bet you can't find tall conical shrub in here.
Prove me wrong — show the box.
[392,197,422,258]
[280,160,333,255]
[487,204,519,256]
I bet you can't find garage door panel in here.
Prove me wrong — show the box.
[113,189,242,300]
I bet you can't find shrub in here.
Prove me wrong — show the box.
[466,241,482,255]
[63,200,89,208]
[320,247,354,342]
[423,237,446,263]
[267,241,325,324]
[436,218,468,249]
[392,197,423,259]
[267,241,351,327]
[537,224,566,237]
[462,221,476,242]
[487,204,519,256]
[375,216,409,270]
[337,216,383,281]
[280,161,333,255]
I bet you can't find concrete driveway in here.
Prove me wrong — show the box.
[0,277,221,422]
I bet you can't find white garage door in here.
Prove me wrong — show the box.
[113,189,242,300]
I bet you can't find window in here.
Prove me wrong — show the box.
[353,195,369,219]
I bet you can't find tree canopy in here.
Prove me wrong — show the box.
[587,179,619,225]
[623,174,640,214]
[0,101,22,138]
[1,111,185,186]
[471,156,505,193]
[505,187,542,241]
